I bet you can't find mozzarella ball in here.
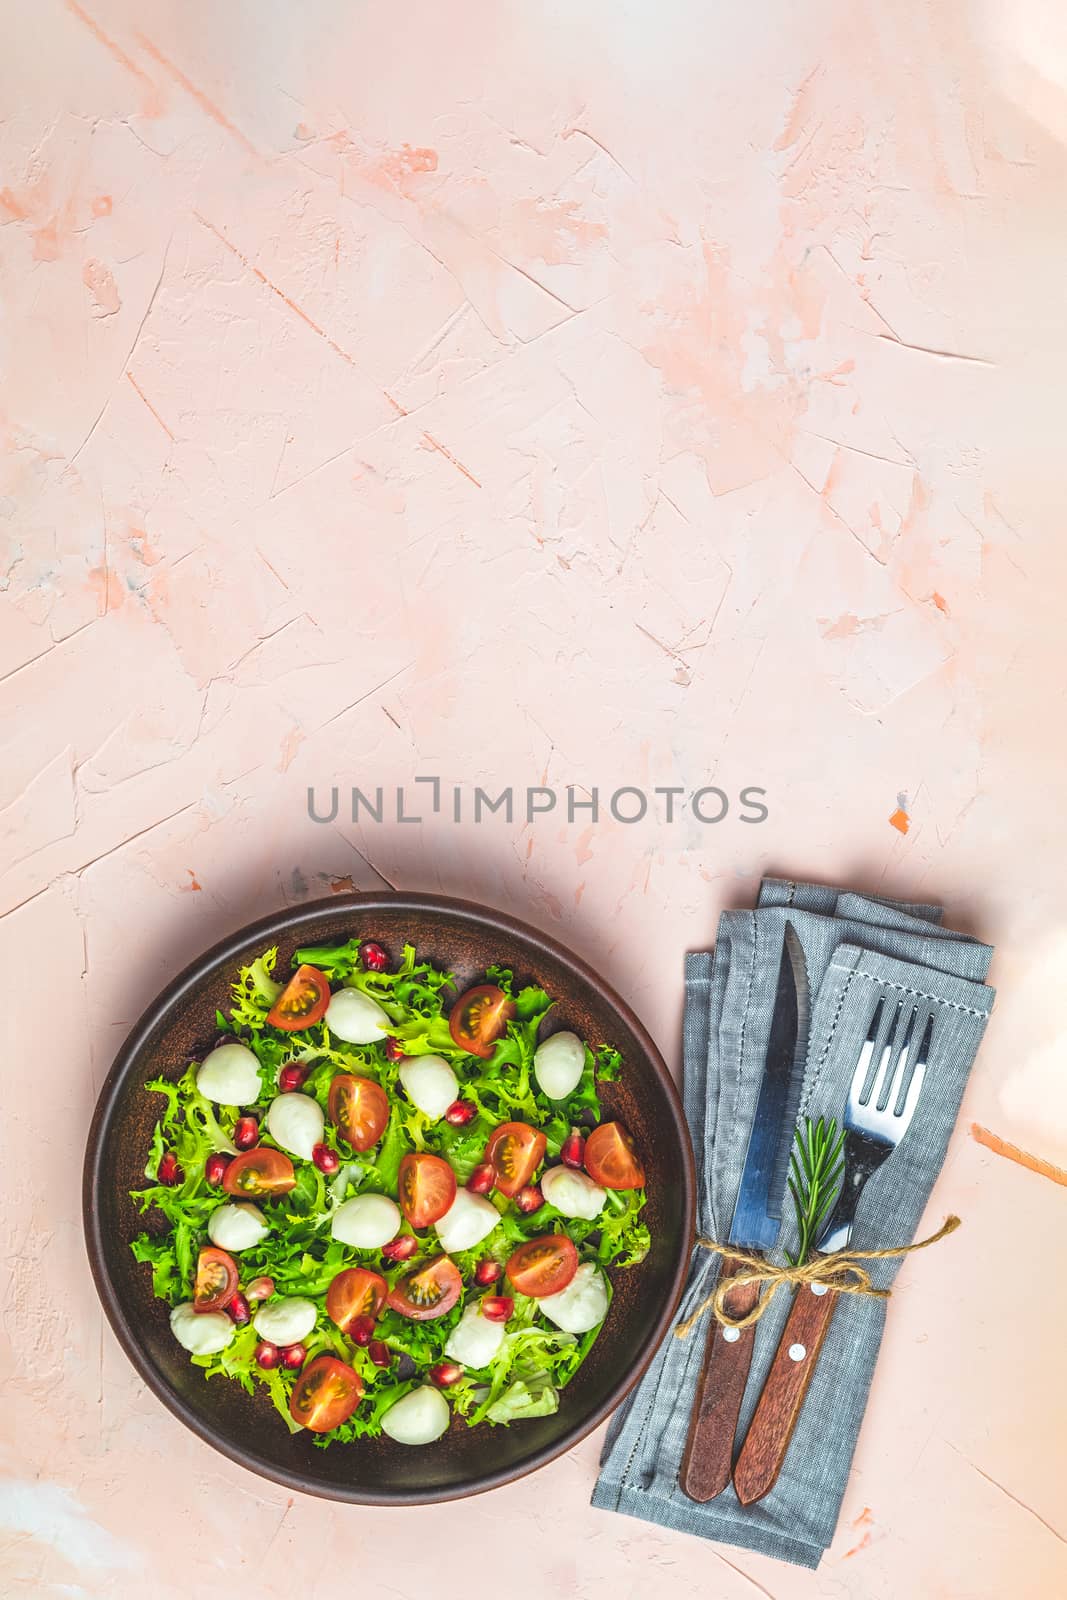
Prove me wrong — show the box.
[381,1385,451,1445]
[196,1043,261,1105]
[170,1301,235,1356]
[533,1032,586,1101]
[539,1263,609,1334]
[206,1202,269,1252]
[434,1189,500,1253]
[252,1296,317,1346]
[398,1056,459,1121]
[541,1165,606,1221]
[325,988,390,1044]
[444,1301,507,1368]
[266,1093,324,1161]
[331,1193,401,1249]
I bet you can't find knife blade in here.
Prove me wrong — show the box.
[730,922,810,1250]
[679,921,810,1503]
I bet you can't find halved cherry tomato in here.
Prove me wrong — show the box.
[398,1152,457,1229]
[288,1355,363,1433]
[328,1073,389,1152]
[193,1246,239,1313]
[267,965,331,1031]
[505,1234,579,1299]
[326,1267,388,1334]
[448,984,515,1059]
[386,1255,463,1321]
[584,1121,646,1190]
[484,1122,546,1198]
[221,1146,297,1199]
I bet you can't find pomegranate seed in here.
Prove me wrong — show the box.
[381,1234,418,1263]
[515,1184,543,1214]
[282,1343,307,1370]
[474,1259,501,1286]
[255,1341,280,1369]
[561,1129,584,1169]
[234,1116,259,1150]
[361,941,389,972]
[205,1152,230,1187]
[349,1314,375,1347]
[467,1163,495,1195]
[429,1361,464,1388]
[227,1292,251,1325]
[312,1142,339,1174]
[480,1295,513,1323]
[157,1152,182,1186]
[384,1037,408,1063]
[278,1062,309,1094]
[444,1100,475,1127]
[368,1340,392,1368]
[245,1276,275,1303]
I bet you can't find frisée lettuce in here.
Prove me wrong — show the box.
[130,936,649,1446]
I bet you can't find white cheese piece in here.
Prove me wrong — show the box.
[265,1092,324,1161]
[325,988,390,1044]
[434,1189,500,1253]
[538,1263,609,1334]
[196,1043,261,1105]
[532,1031,586,1101]
[541,1164,606,1221]
[252,1296,317,1346]
[444,1301,507,1368]
[397,1056,458,1121]
[331,1193,401,1249]
[381,1385,451,1444]
[206,1202,269,1252]
[170,1301,235,1355]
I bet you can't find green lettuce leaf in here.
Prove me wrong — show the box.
[129,935,648,1449]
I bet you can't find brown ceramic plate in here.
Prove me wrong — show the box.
[83,892,696,1503]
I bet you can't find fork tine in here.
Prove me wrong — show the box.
[897,1015,933,1128]
[878,1005,917,1112]
[862,999,905,1107]
[848,998,885,1114]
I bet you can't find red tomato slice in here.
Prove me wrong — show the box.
[386,1255,463,1321]
[193,1246,239,1313]
[484,1122,547,1198]
[267,965,331,1031]
[328,1074,389,1152]
[221,1147,297,1199]
[448,984,515,1059]
[505,1234,579,1299]
[326,1267,388,1333]
[583,1121,646,1190]
[288,1355,363,1433]
[398,1153,457,1229]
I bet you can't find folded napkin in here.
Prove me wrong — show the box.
[592,877,996,1568]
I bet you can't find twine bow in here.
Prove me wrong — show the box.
[674,1215,961,1337]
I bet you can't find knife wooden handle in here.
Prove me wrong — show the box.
[732,1280,839,1505]
[678,1257,762,1503]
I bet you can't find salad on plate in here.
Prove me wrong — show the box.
[130,936,650,1446]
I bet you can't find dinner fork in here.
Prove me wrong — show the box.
[731,997,933,1506]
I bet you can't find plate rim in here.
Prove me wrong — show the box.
[83,890,697,1504]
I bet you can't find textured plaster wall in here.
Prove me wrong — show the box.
[1,1,1065,1596]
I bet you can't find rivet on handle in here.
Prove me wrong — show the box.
[788,1343,807,1362]
[810,1282,829,1297]
[722,1327,741,1344]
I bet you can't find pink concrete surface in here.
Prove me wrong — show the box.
[3,0,1066,1594]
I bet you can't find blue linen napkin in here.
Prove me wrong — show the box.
[591,877,995,1568]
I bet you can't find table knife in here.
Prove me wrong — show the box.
[678,922,810,1503]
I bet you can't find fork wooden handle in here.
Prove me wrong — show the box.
[732,1278,839,1505]
[678,1257,762,1502]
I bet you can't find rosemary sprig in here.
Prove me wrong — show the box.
[786,1116,846,1265]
